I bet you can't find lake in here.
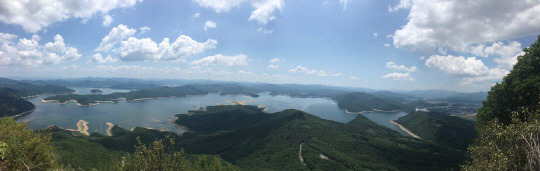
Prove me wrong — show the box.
[16,87,410,136]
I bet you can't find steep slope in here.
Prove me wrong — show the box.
[0,88,35,117]
[396,112,477,150]
[178,105,466,170]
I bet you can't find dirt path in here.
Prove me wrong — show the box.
[390,120,421,139]
[299,143,307,167]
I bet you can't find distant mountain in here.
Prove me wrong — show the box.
[445,92,488,104]
[370,91,422,101]
[403,89,462,100]
[0,88,35,117]
[177,105,465,170]
[396,112,477,150]
[334,92,405,112]
[0,78,74,97]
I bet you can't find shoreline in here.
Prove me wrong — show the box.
[390,120,421,139]
[12,108,36,118]
[106,122,114,136]
[66,120,90,136]
[345,108,400,114]
[169,116,189,132]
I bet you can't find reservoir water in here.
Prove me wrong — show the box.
[16,87,410,136]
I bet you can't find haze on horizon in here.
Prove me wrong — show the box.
[1,0,540,92]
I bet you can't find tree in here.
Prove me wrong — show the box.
[462,103,540,170]
[0,117,57,170]
[477,35,540,125]
[116,135,236,171]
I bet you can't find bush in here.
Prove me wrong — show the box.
[0,117,56,170]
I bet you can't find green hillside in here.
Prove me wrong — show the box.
[335,92,405,112]
[396,112,477,150]
[0,88,35,117]
[0,78,74,97]
[177,105,466,170]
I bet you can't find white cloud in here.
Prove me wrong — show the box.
[267,64,279,69]
[139,26,150,34]
[194,0,283,25]
[270,58,282,63]
[289,65,318,74]
[90,53,118,63]
[117,35,217,62]
[385,61,417,72]
[0,33,81,66]
[349,76,359,80]
[96,24,137,52]
[97,25,217,62]
[391,0,540,53]
[470,41,524,69]
[102,14,113,26]
[340,0,351,9]
[317,70,328,77]
[258,27,274,34]
[384,44,390,47]
[204,20,217,31]
[193,13,200,18]
[373,32,378,37]
[425,55,487,76]
[382,72,413,81]
[332,73,343,77]
[0,0,141,33]
[190,54,248,66]
[425,54,509,84]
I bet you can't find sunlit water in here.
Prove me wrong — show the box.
[16,88,410,136]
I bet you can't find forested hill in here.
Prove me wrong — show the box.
[0,88,35,117]
[334,92,408,112]
[396,112,477,150]
[0,78,74,97]
[177,105,466,170]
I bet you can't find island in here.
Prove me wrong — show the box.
[90,89,103,93]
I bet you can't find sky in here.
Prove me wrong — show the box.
[0,0,539,92]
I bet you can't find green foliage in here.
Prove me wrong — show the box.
[477,36,540,125]
[0,117,56,170]
[335,92,404,112]
[0,88,35,117]
[462,105,540,170]
[116,136,236,171]
[178,105,466,170]
[176,105,267,132]
[396,112,477,150]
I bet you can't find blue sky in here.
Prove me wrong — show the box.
[0,0,539,92]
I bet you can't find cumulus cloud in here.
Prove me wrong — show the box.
[385,61,417,72]
[349,76,359,80]
[289,65,318,74]
[97,24,217,62]
[96,24,137,52]
[269,58,282,63]
[267,64,279,69]
[0,33,81,66]
[90,53,118,63]
[382,72,413,81]
[194,0,283,25]
[0,0,141,33]
[470,41,525,69]
[373,32,378,37]
[190,54,248,66]
[391,0,540,53]
[193,13,200,18]
[384,44,390,47]
[425,54,509,84]
[204,20,217,31]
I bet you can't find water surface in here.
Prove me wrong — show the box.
[17,89,410,136]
